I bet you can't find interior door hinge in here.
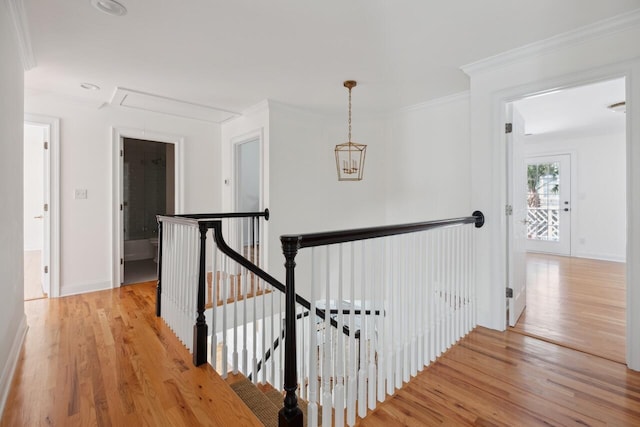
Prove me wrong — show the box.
[120,258,124,265]
[505,204,513,216]
[44,141,49,150]
[44,203,49,212]
[505,123,513,134]
[44,266,48,274]
[120,204,123,211]
[120,149,123,157]
[506,287,513,298]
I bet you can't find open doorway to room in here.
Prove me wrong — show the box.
[122,138,175,285]
[23,123,47,300]
[232,134,264,265]
[506,78,627,363]
[23,115,59,300]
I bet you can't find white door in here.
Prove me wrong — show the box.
[507,105,527,326]
[525,154,571,255]
[23,123,49,298]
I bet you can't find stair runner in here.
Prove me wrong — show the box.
[228,375,321,427]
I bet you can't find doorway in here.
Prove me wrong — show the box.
[23,123,46,300]
[23,115,60,299]
[122,138,175,285]
[112,127,183,288]
[506,77,627,361]
[232,135,263,263]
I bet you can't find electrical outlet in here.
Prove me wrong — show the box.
[579,237,586,245]
[75,189,88,199]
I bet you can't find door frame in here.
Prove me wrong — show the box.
[491,64,635,366]
[111,127,184,287]
[230,129,266,267]
[24,114,60,298]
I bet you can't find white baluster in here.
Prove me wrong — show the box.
[222,255,228,378]
[386,237,394,396]
[211,237,218,371]
[367,241,377,410]
[377,238,386,403]
[358,241,367,419]
[308,247,318,427]
[322,246,332,426]
[347,242,356,427]
[334,244,345,427]
[410,233,417,378]
[402,234,410,384]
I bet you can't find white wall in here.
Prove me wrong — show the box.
[386,93,472,223]
[0,1,27,416]
[267,102,389,288]
[24,93,221,296]
[23,124,44,251]
[524,131,626,261]
[465,21,640,368]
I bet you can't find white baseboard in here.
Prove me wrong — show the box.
[0,314,28,419]
[60,280,112,297]
[572,252,626,263]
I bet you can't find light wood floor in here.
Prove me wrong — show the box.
[511,253,626,363]
[358,327,640,426]
[1,281,262,427]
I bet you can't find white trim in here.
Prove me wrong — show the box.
[5,0,36,70]
[60,281,112,297]
[111,127,184,288]
[241,100,270,117]
[230,128,268,270]
[487,62,639,368]
[396,91,469,114]
[24,114,60,298]
[462,9,640,76]
[0,314,27,418]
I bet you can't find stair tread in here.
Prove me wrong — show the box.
[229,378,279,427]
[228,376,323,426]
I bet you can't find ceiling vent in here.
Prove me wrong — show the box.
[110,88,240,123]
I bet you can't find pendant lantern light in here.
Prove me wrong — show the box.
[335,80,367,181]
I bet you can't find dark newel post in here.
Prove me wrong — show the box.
[193,223,208,366]
[279,237,303,427]
[156,220,163,317]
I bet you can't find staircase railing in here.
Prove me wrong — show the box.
[155,210,269,365]
[156,210,485,427]
[279,211,484,427]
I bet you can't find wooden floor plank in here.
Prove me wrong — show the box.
[358,327,640,426]
[511,253,626,363]
[0,282,262,427]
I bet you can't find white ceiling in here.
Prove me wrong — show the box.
[514,78,626,139]
[22,0,640,115]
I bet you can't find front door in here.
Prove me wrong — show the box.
[525,154,571,256]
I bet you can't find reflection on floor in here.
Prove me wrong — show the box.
[24,250,46,300]
[124,258,157,285]
[511,252,626,363]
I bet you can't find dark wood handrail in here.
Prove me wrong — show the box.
[166,208,270,220]
[281,211,484,249]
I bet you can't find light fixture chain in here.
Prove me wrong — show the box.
[348,86,352,142]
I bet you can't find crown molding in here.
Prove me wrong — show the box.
[6,0,36,70]
[240,99,270,117]
[396,91,469,115]
[461,8,640,76]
